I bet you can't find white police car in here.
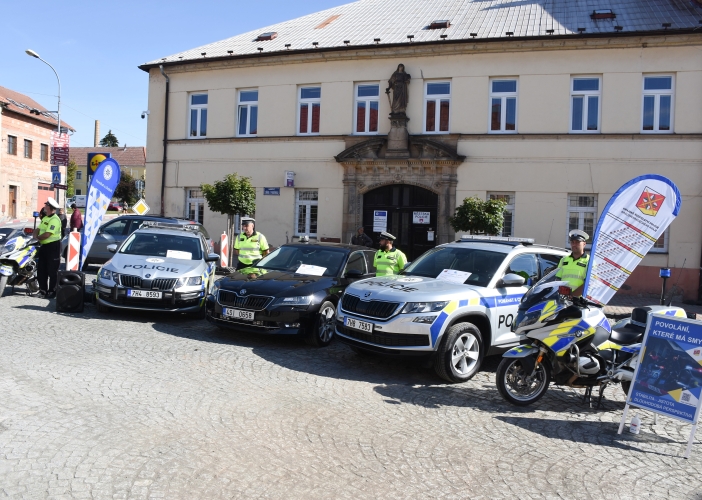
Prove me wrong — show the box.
[336,236,568,382]
[93,223,220,317]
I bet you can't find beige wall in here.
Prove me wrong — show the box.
[145,35,702,296]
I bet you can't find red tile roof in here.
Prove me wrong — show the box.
[69,147,146,167]
[0,85,75,131]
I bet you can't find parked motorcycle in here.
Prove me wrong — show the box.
[0,234,40,298]
[495,269,686,406]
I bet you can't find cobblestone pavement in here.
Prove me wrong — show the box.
[1,281,702,499]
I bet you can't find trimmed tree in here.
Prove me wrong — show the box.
[114,171,138,206]
[449,196,507,236]
[66,159,78,198]
[201,174,256,266]
[99,130,119,147]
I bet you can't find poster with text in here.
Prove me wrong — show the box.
[627,314,702,425]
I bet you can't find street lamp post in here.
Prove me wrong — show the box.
[25,49,62,206]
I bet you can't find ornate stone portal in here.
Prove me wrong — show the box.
[336,64,465,245]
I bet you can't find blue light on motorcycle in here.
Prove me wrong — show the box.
[659,268,671,278]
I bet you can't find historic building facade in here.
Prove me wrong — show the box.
[141,0,702,299]
[0,86,74,218]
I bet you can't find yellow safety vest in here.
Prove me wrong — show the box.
[234,231,269,265]
[38,214,62,245]
[374,247,408,276]
[556,253,589,291]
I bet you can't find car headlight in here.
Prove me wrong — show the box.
[177,276,203,287]
[272,295,313,306]
[401,301,449,314]
[98,268,119,283]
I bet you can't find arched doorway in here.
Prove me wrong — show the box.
[363,184,438,260]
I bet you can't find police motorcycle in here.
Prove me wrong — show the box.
[495,269,685,406]
[0,233,40,298]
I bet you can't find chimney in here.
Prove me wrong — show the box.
[94,120,100,147]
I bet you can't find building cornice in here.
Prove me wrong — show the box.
[141,32,702,74]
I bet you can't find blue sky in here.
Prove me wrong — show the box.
[2,0,349,148]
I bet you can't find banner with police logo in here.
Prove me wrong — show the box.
[583,174,681,306]
[81,158,121,270]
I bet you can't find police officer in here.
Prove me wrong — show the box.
[233,217,270,270]
[373,231,408,276]
[33,197,62,298]
[557,229,590,296]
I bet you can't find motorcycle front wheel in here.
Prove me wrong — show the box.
[0,275,7,297]
[496,357,551,406]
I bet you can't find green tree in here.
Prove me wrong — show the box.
[99,130,119,147]
[114,171,138,206]
[201,174,256,266]
[66,159,78,198]
[449,196,507,236]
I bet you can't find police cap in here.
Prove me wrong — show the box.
[240,217,255,225]
[569,229,589,242]
[379,231,396,241]
[46,197,60,209]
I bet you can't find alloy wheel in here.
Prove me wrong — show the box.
[451,332,480,376]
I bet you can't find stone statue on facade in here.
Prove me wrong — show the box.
[386,64,411,114]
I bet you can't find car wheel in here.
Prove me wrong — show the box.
[95,299,111,313]
[305,301,335,347]
[433,322,484,383]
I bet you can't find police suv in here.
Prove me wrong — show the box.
[336,236,568,382]
[93,222,220,317]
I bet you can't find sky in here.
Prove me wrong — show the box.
[2,0,350,149]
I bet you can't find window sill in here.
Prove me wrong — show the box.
[488,131,518,135]
[569,130,600,134]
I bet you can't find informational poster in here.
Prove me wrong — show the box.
[373,210,388,232]
[627,314,702,425]
[584,175,681,306]
[436,269,471,284]
[285,171,295,187]
[413,211,430,224]
[295,264,326,276]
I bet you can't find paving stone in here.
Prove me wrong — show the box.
[0,281,701,499]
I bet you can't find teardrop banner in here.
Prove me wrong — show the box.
[583,175,682,306]
[81,158,121,270]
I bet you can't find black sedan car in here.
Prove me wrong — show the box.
[206,243,377,346]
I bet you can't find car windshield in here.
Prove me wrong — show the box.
[256,246,346,277]
[120,233,202,260]
[403,246,507,287]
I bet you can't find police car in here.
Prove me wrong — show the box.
[93,222,220,316]
[336,236,568,382]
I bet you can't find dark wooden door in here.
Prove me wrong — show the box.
[363,185,438,261]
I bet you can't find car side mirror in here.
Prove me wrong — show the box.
[205,253,220,263]
[497,273,526,288]
[344,269,364,279]
[107,244,118,254]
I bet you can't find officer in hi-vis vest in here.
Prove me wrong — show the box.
[373,232,408,276]
[33,197,63,298]
[556,229,590,296]
[233,217,270,270]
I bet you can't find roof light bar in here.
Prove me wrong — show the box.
[460,235,535,244]
[139,222,201,232]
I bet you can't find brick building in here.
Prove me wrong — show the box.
[68,147,146,197]
[0,86,74,218]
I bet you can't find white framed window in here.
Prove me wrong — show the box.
[75,170,82,180]
[489,79,518,133]
[237,89,258,137]
[571,77,601,133]
[651,228,669,254]
[188,93,208,138]
[354,83,380,134]
[75,189,82,195]
[424,81,451,133]
[295,190,318,236]
[187,188,205,223]
[642,75,674,133]
[298,87,321,135]
[567,194,597,246]
[488,192,515,237]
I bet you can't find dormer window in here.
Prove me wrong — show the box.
[255,32,277,41]
[429,20,450,29]
[591,9,615,20]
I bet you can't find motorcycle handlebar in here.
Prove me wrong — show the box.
[571,296,603,309]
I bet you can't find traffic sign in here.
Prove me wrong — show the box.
[51,172,61,184]
[51,184,68,190]
[50,165,60,173]
[132,198,151,216]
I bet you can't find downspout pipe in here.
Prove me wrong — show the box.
[159,65,170,216]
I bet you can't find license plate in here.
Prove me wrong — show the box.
[222,308,255,321]
[0,265,12,276]
[127,289,162,299]
[344,317,373,333]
